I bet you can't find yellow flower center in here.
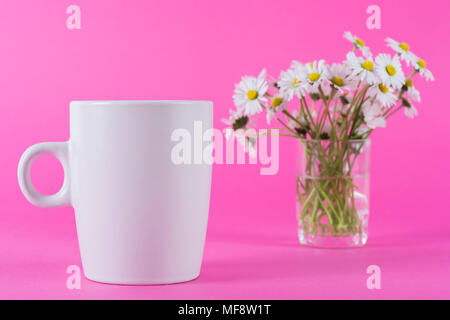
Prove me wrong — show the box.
[378,83,389,93]
[361,60,374,71]
[355,38,365,47]
[331,76,344,87]
[246,90,258,100]
[399,42,410,52]
[405,79,413,87]
[271,97,283,108]
[309,72,320,82]
[386,65,397,76]
[418,59,426,69]
[293,77,301,87]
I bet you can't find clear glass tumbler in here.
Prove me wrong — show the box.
[296,139,370,248]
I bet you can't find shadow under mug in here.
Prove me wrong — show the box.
[18,100,213,285]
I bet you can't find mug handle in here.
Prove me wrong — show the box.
[18,142,71,207]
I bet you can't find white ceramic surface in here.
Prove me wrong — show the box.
[18,100,213,284]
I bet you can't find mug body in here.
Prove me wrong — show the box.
[69,100,212,284]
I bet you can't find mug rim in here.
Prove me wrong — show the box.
[70,100,212,106]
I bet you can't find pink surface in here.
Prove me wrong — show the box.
[1,0,450,299]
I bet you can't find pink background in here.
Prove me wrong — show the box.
[1,0,450,299]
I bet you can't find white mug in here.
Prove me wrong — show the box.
[18,100,213,285]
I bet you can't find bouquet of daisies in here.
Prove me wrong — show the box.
[223,31,434,240]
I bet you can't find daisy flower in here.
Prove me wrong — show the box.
[362,102,386,129]
[286,110,300,130]
[366,115,386,129]
[286,110,314,136]
[404,79,421,102]
[278,67,306,100]
[337,92,354,110]
[343,31,372,57]
[404,102,418,119]
[221,109,249,131]
[233,69,268,115]
[222,109,241,126]
[385,38,418,66]
[375,53,405,89]
[266,94,289,125]
[286,110,304,132]
[337,97,351,115]
[368,83,397,107]
[325,63,357,93]
[232,129,257,158]
[290,60,304,70]
[345,52,379,85]
[303,60,327,90]
[355,124,370,136]
[413,58,434,81]
[320,120,333,139]
[318,80,333,96]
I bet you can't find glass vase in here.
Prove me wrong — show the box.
[296,139,370,248]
